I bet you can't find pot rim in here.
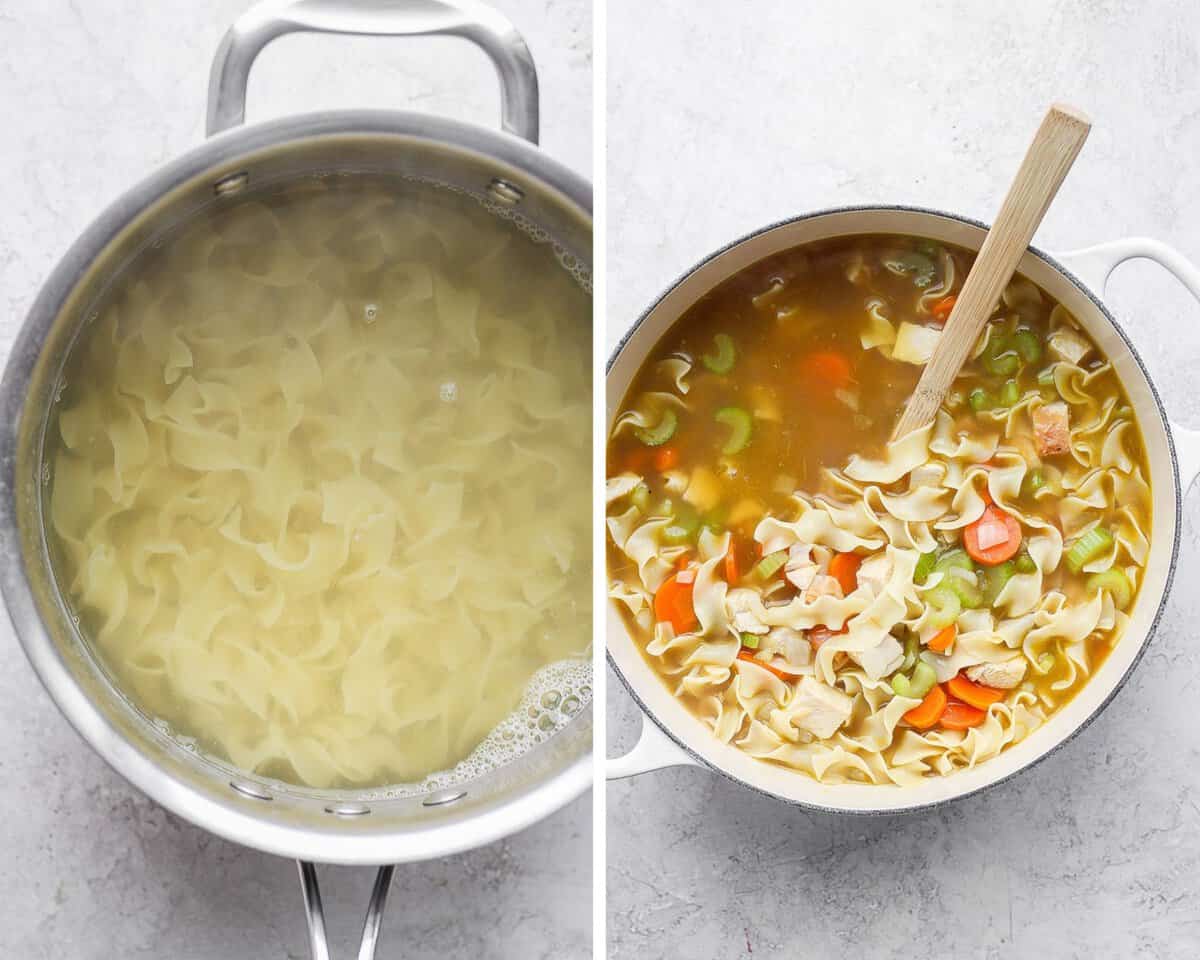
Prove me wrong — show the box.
[605,202,1181,815]
[0,109,593,864]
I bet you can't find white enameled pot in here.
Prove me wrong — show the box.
[606,207,1200,814]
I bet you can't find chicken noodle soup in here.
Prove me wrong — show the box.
[607,235,1150,785]
[49,176,592,790]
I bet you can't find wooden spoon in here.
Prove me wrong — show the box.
[892,104,1092,440]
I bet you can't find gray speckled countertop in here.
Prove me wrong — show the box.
[607,2,1200,958]
[0,1,591,957]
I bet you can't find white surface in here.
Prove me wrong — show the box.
[0,1,591,957]
[607,1,1200,957]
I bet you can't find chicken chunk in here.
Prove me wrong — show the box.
[727,588,769,635]
[805,574,845,603]
[855,552,892,596]
[966,658,1027,690]
[1049,327,1092,366]
[1033,401,1071,457]
[788,676,854,739]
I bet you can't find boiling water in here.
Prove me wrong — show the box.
[46,174,592,790]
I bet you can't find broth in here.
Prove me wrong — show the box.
[607,235,1151,784]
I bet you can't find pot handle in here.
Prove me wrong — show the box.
[206,0,539,142]
[1056,237,1200,492]
[607,711,700,780]
[297,861,396,960]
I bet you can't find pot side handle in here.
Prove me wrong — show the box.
[297,861,396,960]
[1056,237,1200,492]
[607,712,700,780]
[206,0,539,142]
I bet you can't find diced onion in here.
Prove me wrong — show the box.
[974,520,1010,551]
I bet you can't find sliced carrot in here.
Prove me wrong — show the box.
[940,700,988,730]
[828,552,861,595]
[947,672,1006,710]
[800,351,853,391]
[904,684,948,729]
[736,649,795,682]
[674,552,691,572]
[653,445,680,472]
[928,624,957,654]
[653,574,697,634]
[724,536,741,584]
[963,504,1022,566]
[613,446,649,474]
[808,624,848,650]
[931,294,957,324]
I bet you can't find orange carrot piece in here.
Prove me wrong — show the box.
[947,672,1006,710]
[654,574,697,634]
[736,649,795,682]
[724,536,741,584]
[931,294,957,324]
[674,552,691,572]
[800,351,853,391]
[963,504,1022,566]
[654,445,680,472]
[928,624,957,654]
[904,684,948,729]
[828,552,862,595]
[940,700,988,730]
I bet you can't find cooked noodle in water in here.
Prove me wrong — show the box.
[49,178,592,789]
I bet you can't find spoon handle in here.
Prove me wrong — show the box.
[893,104,1092,439]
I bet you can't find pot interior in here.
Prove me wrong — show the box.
[606,207,1178,812]
[5,122,592,862]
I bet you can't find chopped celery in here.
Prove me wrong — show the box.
[1086,568,1134,609]
[969,388,993,412]
[943,569,983,609]
[999,379,1020,407]
[715,406,753,455]
[634,409,677,446]
[1015,551,1037,574]
[914,550,938,583]
[753,550,787,580]
[883,251,938,288]
[702,333,736,374]
[1037,365,1057,386]
[925,583,963,629]
[1037,652,1056,672]
[1064,526,1114,573]
[980,561,1015,606]
[1012,329,1043,363]
[910,661,938,698]
[933,548,974,575]
[630,482,651,512]
[1022,469,1045,497]
[741,633,760,650]
[891,661,936,699]
[985,350,1020,376]
[916,239,939,258]
[662,524,693,545]
[899,631,920,673]
[660,502,700,543]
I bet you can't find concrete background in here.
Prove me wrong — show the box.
[606,2,1200,958]
[0,1,591,958]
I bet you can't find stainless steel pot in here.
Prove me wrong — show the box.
[0,2,592,956]
[607,206,1200,813]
